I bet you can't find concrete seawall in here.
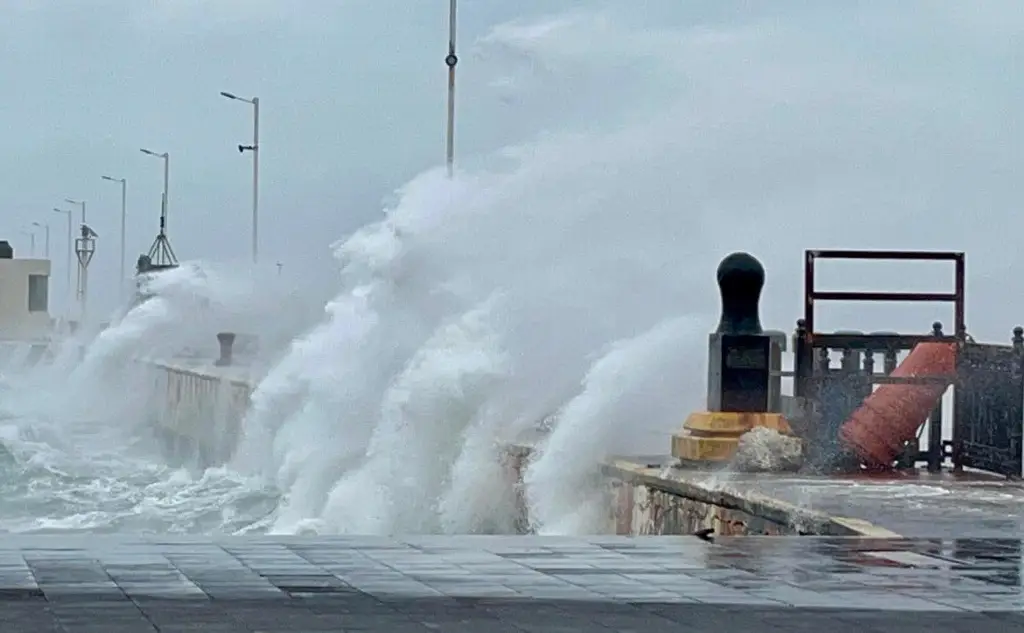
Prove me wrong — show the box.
[146,358,879,537]
[144,359,255,467]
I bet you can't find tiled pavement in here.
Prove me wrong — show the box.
[5,535,1024,632]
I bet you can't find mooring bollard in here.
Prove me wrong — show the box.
[215,332,236,367]
[671,252,793,466]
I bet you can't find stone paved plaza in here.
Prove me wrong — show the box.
[3,535,1024,632]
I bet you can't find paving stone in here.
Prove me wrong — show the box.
[0,534,1023,630]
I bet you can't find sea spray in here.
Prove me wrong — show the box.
[316,299,509,534]
[236,220,438,530]
[524,317,700,535]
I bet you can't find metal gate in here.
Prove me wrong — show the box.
[954,343,1024,478]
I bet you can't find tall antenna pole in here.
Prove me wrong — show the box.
[445,0,458,178]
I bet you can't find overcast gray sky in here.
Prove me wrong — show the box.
[1,1,1021,339]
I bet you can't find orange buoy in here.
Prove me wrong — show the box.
[838,342,956,469]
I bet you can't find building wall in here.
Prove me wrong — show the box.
[0,258,52,341]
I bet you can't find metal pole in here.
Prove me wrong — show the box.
[55,209,71,313]
[445,0,458,178]
[252,97,260,264]
[103,175,129,300]
[163,154,170,233]
[65,199,86,314]
[67,213,71,311]
[120,179,127,299]
[29,233,35,257]
[81,260,88,317]
[31,222,49,258]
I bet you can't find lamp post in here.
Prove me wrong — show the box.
[64,198,87,312]
[74,224,97,317]
[445,0,458,178]
[140,148,176,267]
[31,222,50,258]
[220,91,260,264]
[53,208,72,314]
[102,175,128,300]
[64,198,85,224]
[140,148,169,229]
[21,229,36,257]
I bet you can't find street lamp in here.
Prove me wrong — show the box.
[445,0,458,178]
[220,90,260,264]
[140,148,176,267]
[64,198,87,312]
[74,224,98,317]
[65,198,85,224]
[102,175,128,300]
[31,222,50,258]
[20,229,36,257]
[140,149,169,228]
[53,208,73,313]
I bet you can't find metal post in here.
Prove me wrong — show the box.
[54,208,72,313]
[927,321,945,472]
[65,198,86,314]
[103,176,128,300]
[74,225,97,319]
[220,91,261,263]
[445,0,458,178]
[32,222,50,258]
[65,213,71,294]
[120,180,126,298]
[163,153,170,233]
[252,97,260,264]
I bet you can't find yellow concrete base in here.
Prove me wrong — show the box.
[671,412,793,463]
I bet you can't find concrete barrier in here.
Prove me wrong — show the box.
[144,344,877,538]
[144,358,254,467]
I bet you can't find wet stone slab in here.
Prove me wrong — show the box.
[721,472,1024,538]
[2,535,1024,631]
[632,458,1024,538]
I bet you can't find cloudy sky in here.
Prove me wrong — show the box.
[1,1,1020,339]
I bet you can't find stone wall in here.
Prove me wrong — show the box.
[601,460,864,536]
[145,359,253,467]
[147,360,873,537]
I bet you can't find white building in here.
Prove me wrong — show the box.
[0,241,51,342]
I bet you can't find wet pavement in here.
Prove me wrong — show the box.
[5,535,1024,631]
[642,460,1024,537]
[735,472,1024,538]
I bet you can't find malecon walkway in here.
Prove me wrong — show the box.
[3,535,1024,632]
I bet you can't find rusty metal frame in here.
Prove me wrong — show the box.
[792,249,967,472]
[803,249,966,340]
[795,249,966,394]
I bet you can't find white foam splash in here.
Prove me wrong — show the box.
[523,317,700,535]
